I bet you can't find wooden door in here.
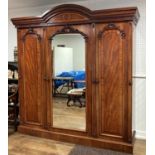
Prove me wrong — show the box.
[18,28,45,127]
[45,24,94,136]
[95,23,132,141]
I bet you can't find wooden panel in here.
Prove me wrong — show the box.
[48,12,88,23]
[96,23,127,140]
[20,28,44,126]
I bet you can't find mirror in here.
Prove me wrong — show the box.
[51,33,86,131]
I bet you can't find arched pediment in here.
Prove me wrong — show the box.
[11,4,140,28]
[42,4,92,23]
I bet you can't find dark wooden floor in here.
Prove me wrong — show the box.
[8,132,146,155]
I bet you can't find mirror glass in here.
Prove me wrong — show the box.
[51,34,86,131]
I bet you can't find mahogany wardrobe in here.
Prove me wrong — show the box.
[11,4,139,153]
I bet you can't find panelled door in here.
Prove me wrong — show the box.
[18,28,45,127]
[95,23,132,141]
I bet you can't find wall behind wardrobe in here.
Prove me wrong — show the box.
[8,0,146,139]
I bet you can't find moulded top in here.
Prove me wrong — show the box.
[11,4,140,28]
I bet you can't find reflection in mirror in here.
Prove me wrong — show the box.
[52,34,86,131]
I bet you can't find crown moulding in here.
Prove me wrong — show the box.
[11,4,140,28]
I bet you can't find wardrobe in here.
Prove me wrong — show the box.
[11,4,139,153]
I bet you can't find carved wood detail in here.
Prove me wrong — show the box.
[22,28,42,42]
[98,23,126,39]
[48,12,88,23]
[49,25,88,40]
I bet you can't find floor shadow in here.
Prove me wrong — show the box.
[68,145,132,155]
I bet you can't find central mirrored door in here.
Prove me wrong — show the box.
[51,33,86,131]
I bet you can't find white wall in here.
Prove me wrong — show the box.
[53,47,73,76]
[8,0,146,139]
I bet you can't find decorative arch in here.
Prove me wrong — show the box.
[42,4,92,23]
[49,25,88,41]
[98,23,126,39]
[22,28,41,42]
